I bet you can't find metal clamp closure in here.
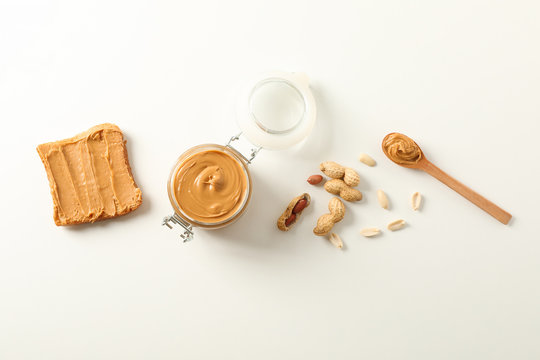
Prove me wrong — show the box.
[162,213,194,242]
[226,132,261,164]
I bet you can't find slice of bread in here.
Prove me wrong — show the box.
[37,123,142,226]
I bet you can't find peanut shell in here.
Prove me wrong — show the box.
[324,179,363,202]
[343,168,360,187]
[320,161,346,179]
[277,193,311,231]
[313,197,345,236]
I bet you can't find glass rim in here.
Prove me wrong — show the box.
[248,78,307,135]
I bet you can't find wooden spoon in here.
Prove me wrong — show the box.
[382,133,512,225]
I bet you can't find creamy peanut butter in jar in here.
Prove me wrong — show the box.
[163,71,317,242]
[167,145,251,230]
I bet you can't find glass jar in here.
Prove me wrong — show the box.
[162,71,316,242]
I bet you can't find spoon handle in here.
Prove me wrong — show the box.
[420,160,512,224]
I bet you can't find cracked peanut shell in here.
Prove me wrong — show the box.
[277,193,311,231]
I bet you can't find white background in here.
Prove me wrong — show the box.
[1,1,539,359]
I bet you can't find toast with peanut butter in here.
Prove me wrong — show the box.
[37,123,142,226]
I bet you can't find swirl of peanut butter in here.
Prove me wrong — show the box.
[173,150,247,223]
[382,133,422,165]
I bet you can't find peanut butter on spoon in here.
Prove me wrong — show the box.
[382,132,423,166]
[382,133,512,224]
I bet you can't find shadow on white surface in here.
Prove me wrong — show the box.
[287,84,334,160]
[202,170,285,249]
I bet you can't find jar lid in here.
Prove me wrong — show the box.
[236,72,316,150]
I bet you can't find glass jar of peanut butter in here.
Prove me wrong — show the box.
[163,71,316,241]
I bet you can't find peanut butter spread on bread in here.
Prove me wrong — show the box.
[37,123,142,226]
